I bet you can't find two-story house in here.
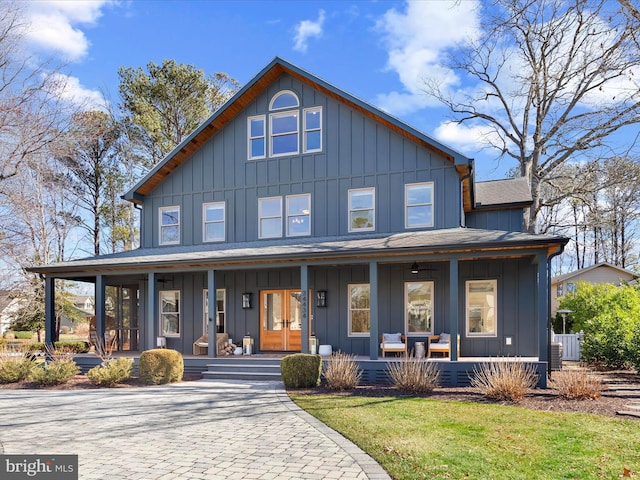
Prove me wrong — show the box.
[30,57,567,386]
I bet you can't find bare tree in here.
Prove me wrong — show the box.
[425,0,640,233]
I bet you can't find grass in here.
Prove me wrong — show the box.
[290,394,640,480]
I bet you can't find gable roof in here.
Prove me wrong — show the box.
[122,56,474,205]
[474,177,533,210]
[552,262,638,284]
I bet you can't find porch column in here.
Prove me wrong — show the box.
[300,265,309,353]
[44,276,56,346]
[369,261,379,360]
[449,258,459,361]
[95,274,106,344]
[147,272,157,351]
[537,252,549,363]
[207,269,217,357]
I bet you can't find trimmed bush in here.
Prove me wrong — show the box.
[387,357,440,394]
[13,331,34,340]
[323,351,362,390]
[87,357,134,386]
[54,341,90,354]
[139,349,183,385]
[0,357,32,383]
[31,359,79,386]
[471,359,538,402]
[281,353,321,389]
[551,369,604,400]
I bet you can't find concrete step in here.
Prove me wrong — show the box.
[203,357,282,381]
[202,371,282,381]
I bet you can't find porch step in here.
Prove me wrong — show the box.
[202,357,282,381]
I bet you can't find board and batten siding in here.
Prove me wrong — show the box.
[141,73,461,248]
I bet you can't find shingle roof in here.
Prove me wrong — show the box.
[474,177,532,209]
[29,228,568,275]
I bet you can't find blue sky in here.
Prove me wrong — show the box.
[19,0,638,182]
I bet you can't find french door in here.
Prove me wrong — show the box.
[259,289,303,351]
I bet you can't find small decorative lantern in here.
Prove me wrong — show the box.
[316,290,327,308]
[242,292,252,309]
[243,333,254,355]
[309,333,318,355]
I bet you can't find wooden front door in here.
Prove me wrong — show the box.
[259,289,302,351]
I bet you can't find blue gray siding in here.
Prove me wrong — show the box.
[466,209,524,232]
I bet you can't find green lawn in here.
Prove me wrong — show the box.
[290,394,640,480]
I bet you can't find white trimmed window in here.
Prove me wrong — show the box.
[349,188,375,232]
[248,116,266,159]
[286,194,311,237]
[348,284,370,336]
[160,290,180,337]
[303,107,322,153]
[203,202,225,242]
[270,91,299,110]
[270,111,299,157]
[466,280,497,337]
[159,206,180,245]
[203,289,226,335]
[259,197,283,239]
[405,282,434,336]
[405,182,434,228]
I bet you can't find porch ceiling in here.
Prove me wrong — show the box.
[29,227,569,276]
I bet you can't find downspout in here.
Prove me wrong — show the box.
[547,245,566,380]
[460,160,474,227]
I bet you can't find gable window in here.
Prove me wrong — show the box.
[349,188,375,232]
[270,111,299,156]
[203,202,225,242]
[203,289,226,335]
[466,280,497,337]
[259,197,282,239]
[248,116,266,159]
[556,283,564,297]
[303,107,322,153]
[405,182,434,228]
[160,290,180,337]
[159,206,180,245]
[405,282,434,336]
[270,91,299,110]
[287,194,311,236]
[349,284,370,336]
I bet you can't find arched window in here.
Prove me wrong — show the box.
[270,91,299,110]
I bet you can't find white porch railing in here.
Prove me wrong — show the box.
[553,332,583,361]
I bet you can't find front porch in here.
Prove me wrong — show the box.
[71,352,548,387]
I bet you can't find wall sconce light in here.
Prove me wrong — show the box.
[242,292,252,309]
[411,262,420,275]
[316,290,327,308]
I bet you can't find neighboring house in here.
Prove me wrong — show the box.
[0,291,22,335]
[29,58,567,385]
[71,295,95,315]
[551,262,638,315]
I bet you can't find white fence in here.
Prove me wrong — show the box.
[553,332,583,361]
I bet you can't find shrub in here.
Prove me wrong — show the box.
[59,326,71,334]
[24,343,45,353]
[139,349,183,385]
[581,313,633,369]
[13,331,34,340]
[551,369,604,400]
[0,338,7,346]
[323,351,362,390]
[387,357,440,394]
[0,349,32,383]
[54,341,90,354]
[31,359,79,386]
[87,358,134,386]
[281,353,321,389]
[471,360,538,402]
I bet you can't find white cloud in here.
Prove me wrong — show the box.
[48,73,108,111]
[375,0,481,115]
[293,10,326,53]
[433,121,505,155]
[23,1,115,62]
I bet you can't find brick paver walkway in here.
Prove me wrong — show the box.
[0,380,390,479]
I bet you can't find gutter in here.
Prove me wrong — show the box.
[547,244,566,380]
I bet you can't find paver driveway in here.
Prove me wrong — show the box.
[0,380,390,480]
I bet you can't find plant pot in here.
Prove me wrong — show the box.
[234,347,243,355]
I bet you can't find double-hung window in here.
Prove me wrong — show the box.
[348,284,370,336]
[405,182,434,228]
[286,194,311,236]
[160,290,180,337]
[349,188,375,232]
[270,111,299,156]
[466,280,497,337]
[248,116,266,159]
[159,206,180,245]
[405,282,434,335]
[259,197,283,239]
[303,107,322,153]
[203,202,225,242]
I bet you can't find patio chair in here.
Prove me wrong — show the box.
[427,333,461,358]
[380,333,407,357]
[193,333,228,355]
